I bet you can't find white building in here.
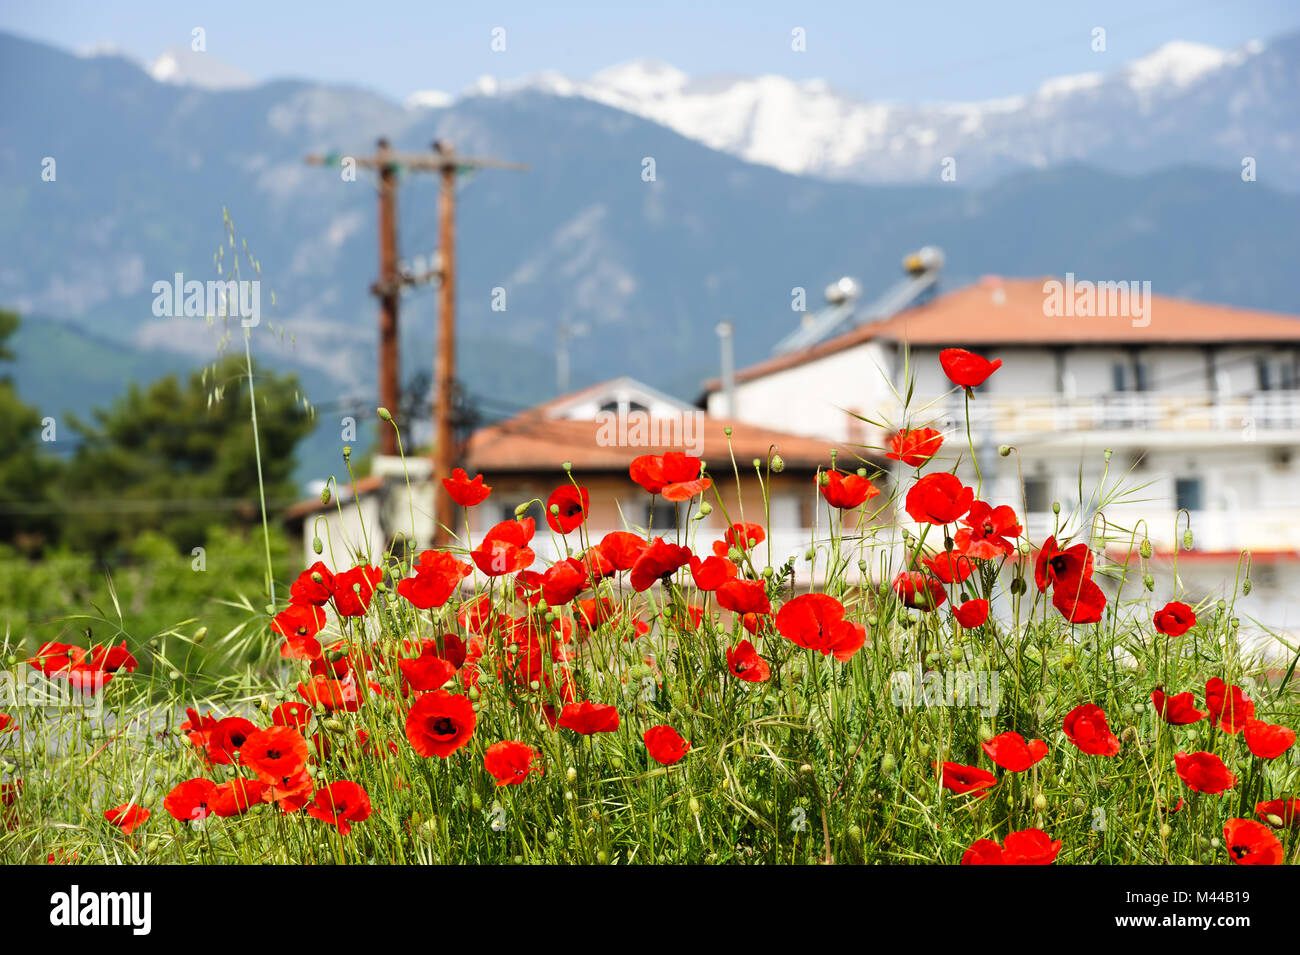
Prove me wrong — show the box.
[702,274,1300,642]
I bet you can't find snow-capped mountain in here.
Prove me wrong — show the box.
[148,46,256,89]
[409,35,1299,186]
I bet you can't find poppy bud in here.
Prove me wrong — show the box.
[723,426,732,437]
[324,718,345,733]
[312,536,323,554]
[999,445,1011,457]
[799,763,813,776]
[320,486,331,505]
[194,626,207,644]
[1061,652,1075,670]
[880,754,896,775]
[377,407,392,422]
[327,648,345,662]
[1121,726,1137,744]
[168,670,181,681]
[562,461,572,472]
[1266,813,1284,827]
[770,454,785,473]
[1052,500,1061,515]
[688,797,700,814]
[1033,794,1048,811]
[1182,529,1194,549]
[566,766,577,783]
[804,548,814,562]
[1242,578,1252,596]
[343,445,352,461]
[762,566,773,579]
[978,724,993,742]
[1010,575,1026,596]
[596,850,609,864]
[1159,823,1172,839]
[5,654,16,666]
[751,458,761,470]
[818,471,829,487]
[549,503,560,516]
[698,502,712,517]
[847,824,863,844]
[1143,573,1155,591]
[1139,538,1152,559]
[311,571,324,584]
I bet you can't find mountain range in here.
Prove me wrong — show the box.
[2,29,1298,483]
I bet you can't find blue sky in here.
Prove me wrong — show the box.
[4,0,1298,101]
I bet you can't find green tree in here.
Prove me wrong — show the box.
[0,310,62,551]
[62,354,313,556]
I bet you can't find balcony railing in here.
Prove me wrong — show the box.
[943,392,1300,434]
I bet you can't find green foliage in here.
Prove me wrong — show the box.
[0,311,61,550]
[59,354,312,556]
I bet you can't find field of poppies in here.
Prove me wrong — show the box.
[1,348,1297,866]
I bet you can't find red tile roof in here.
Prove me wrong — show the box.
[464,413,851,473]
[710,278,1300,389]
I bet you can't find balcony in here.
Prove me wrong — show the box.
[946,391,1300,442]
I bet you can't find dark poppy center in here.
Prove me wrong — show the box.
[431,716,456,736]
[982,522,994,535]
[266,748,281,760]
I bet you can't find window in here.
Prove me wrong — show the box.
[645,499,681,531]
[1111,359,1149,392]
[1174,478,1203,513]
[1111,362,1129,393]
[1023,477,1050,514]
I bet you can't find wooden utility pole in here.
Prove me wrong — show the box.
[306,139,525,545]
[375,139,401,456]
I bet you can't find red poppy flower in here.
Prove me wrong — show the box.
[630,452,711,501]
[443,467,492,507]
[600,531,649,571]
[274,603,327,659]
[1150,689,1206,725]
[398,645,458,693]
[484,740,542,786]
[689,555,738,591]
[581,545,615,582]
[297,674,364,713]
[546,485,589,534]
[1153,601,1196,636]
[818,470,880,510]
[937,761,997,798]
[954,501,1021,559]
[1205,678,1254,734]
[940,348,1002,388]
[211,777,266,817]
[164,778,218,823]
[0,712,11,733]
[206,716,257,765]
[271,701,313,731]
[716,578,772,616]
[981,731,1048,772]
[888,427,944,467]
[922,551,974,584]
[104,803,150,835]
[89,642,137,673]
[1051,574,1106,624]
[644,725,691,765]
[961,839,1004,865]
[1033,536,1094,593]
[405,690,476,758]
[266,769,315,813]
[1063,703,1121,756]
[290,561,335,606]
[712,522,765,557]
[331,564,383,617]
[773,593,865,660]
[726,640,770,683]
[1223,818,1283,865]
[905,473,974,525]
[1244,719,1295,760]
[1256,798,1300,829]
[557,700,620,735]
[397,550,472,609]
[181,708,219,750]
[306,780,371,836]
[1175,751,1236,794]
[892,571,947,611]
[629,537,692,592]
[472,518,537,576]
[542,557,589,607]
[240,725,310,785]
[953,598,989,629]
[1000,828,1061,865]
